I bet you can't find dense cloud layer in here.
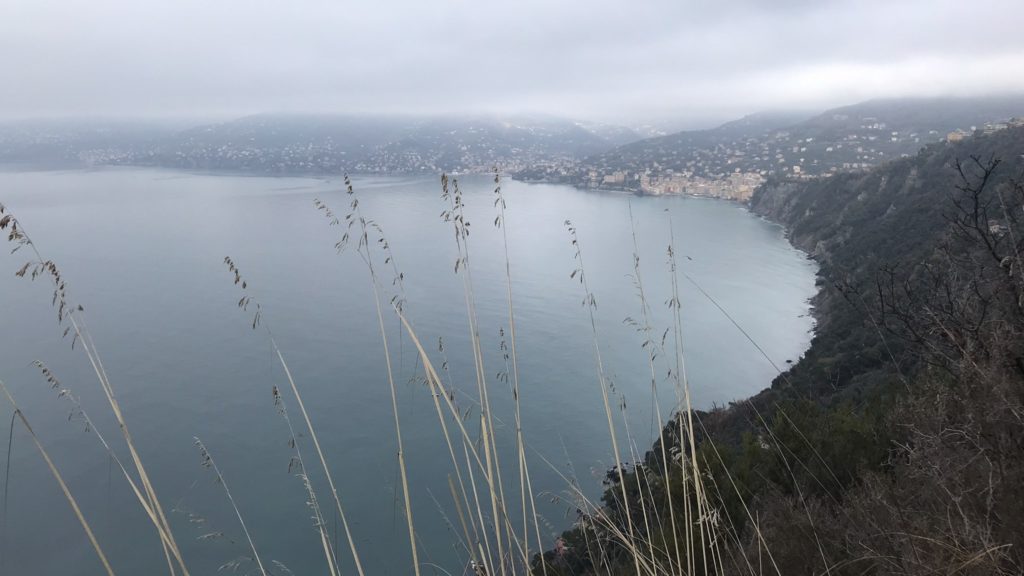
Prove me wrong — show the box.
[2,0,1023,126]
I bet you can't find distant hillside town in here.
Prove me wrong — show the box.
[513,97,1024,201]
[2,97,1023,203]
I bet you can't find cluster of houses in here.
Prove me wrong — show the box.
[947,117,1024,142]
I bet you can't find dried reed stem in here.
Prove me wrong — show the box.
[192,438,268,576]
[0,379,115,576]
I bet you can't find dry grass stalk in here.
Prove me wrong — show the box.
[393,304,533,574]
[315,175,421,576]
[192,437,268,576]
[0,379,116,576]
[30,361,188,573]
[223,257,365,576]
[564,219,644,576]
[626,201,685,575]
[272,385,340,576]
[1,204,188,576]
[492,169,547,574]
[441,174,517,575]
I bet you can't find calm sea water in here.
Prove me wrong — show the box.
[0,168,816,575]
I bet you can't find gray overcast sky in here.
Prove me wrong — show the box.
[2,0,1024,127]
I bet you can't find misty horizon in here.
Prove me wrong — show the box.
[4,0,1024,129]
[5,94,1024,135]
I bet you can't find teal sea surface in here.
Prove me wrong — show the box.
[0,168,816,575]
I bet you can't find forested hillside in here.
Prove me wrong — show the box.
[538,125,1024,575]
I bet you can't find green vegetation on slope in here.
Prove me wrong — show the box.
[539,125,1024,575]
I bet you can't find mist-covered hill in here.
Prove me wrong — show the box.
[5,97,1023,184]
[0,114,642,174]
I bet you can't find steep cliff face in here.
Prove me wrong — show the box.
[752,161,936,269]
[746,125,1024,400]
[752,126,1024,264]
